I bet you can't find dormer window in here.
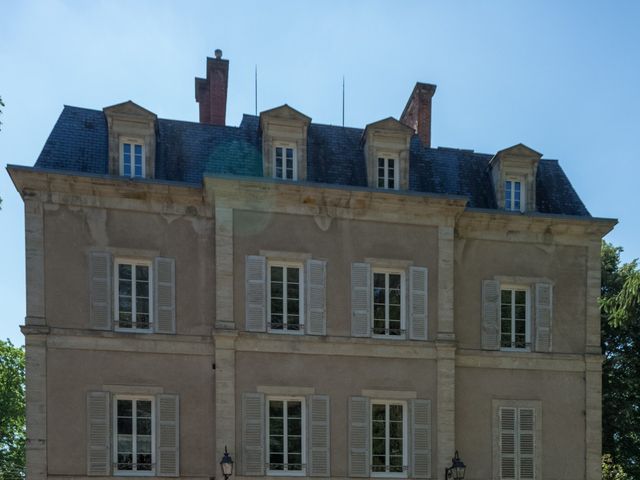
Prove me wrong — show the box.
[120,139,145,178]
[505,176,524,211]
[377,156,399,190]
[274,144,297,180]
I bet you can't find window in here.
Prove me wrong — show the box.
[274,145,297,180]
[371,401,407,477]
[497,406,537,480]
[267,397,305,475]
[373,270,404,337]
[114,396,154,474]
[505,177,524,211]
[377,157,398,189]
[268,263,303,333]
[500,287,530,350]
[120,140,145,178]
[116,260,152,332]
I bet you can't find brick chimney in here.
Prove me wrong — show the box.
[195,49,229,125]
[400,82,437,148]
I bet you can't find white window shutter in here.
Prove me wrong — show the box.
[306,259,327,336]
[156,394,179,477]
[348,396,370,477]
[245,256,267,332]
[90,252,112,330]
[410,399,432,478]
[351,263,371,337]
[535,283,553,352]
[482,279,500,350]
[155,257,176,334]
[409,266,428,340]
[307,394,330,476]
[86,391,110,476]
[242,392,265,476]
[499,407,516,480]
[519,409,535,480]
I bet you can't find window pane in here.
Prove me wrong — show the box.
[119,264,132,280]
[388,159,395,169]
[388,320,401,335]
[515,290,526,304]
[372,420,385,438]
[270,315,283,328]
[287,418,301,436]
[374,305,385,320]
[501,334,512,348]
[136,298,149,314]
[269,454,284,470]
[373,319,386,335]
[515,305,526,320]
[275,166,283,178]
[389,305,401,321]
[137,454,152,470]
[389,274,401,289]
[136,266,149,281]
[287,401,302,418]
[287,267,299,283]
[373,288,385,305]
[501,289,511,304]
[271,266,283,282]
[118,400,132,417]
[388,178,394,189]
[271,299,283,315]
[372,404,386,421]
[287,436,302,454]
[389,404,403,421]
[372,438,386,455]
[117,434,132,453]
[118,453,133,470]
[276,147,283,158]
[501,319,512,335]
[119,281,132,296]
[269,435,283,453]
[270,281,283,299]
[286,148,294,159]
[118,312,132,328]
[269,417,283,435]
[390,439,403,455]
[288,454,302,470]
[137,435,152,454]
[117,418,132,435]
[389,289,401,305]
[287,283,299,300]
[137,418,152,435]
[269,401,283,418]
[137,400,151,417]
[373,273,385,288]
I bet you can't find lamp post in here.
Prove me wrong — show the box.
[444,451,466,480]
[219,446,234,480]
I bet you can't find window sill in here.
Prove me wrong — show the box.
[113,470,155,477]
[500,347,531,353]
[372,334,406,341]
[114,328,154,334]
[267,329,305,335]
[266,471,306,477]
[370,472,408,478]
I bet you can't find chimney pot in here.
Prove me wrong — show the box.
[215,49,222,59]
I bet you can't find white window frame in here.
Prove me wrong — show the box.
[267,261,305,335]
[119,137,145,179]
[114,259,154,333]
[266,396,307,476]
[372,268,405,339]
[273,143,297,181]
[113,395,155,476]
[370,399,408,478]
[500,285,531,352]
[504,175,525,212]
[376,155,399,190]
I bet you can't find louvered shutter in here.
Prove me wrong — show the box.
[90,252,112,330]
[87,391,110,476]
[157,394,179,476]
[155,257,176,334]
[242,392,265,476]
[409,267,428,340]
[499,407,516,480]
[351,263,371,337]
[306,259,327,336]
[410,399,431,478]
[518,409,535,480]
[348,396,370,477]
[246,256,267,332]
[482,280,500,350]
[308,394,330,476]
[535,283,553,352]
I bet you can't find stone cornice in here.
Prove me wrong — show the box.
[205,174,468,227]
[7,165,211,217]
[459,208,616,240]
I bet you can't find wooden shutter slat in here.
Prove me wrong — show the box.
[499,407,516,480]
[348,396,370,477]
[157,394,179,476]
[351,263,371,337]
[409,266,428,340]
[245,256,267,332]
[535,283,553,352]
[482,279,500,350]
[242,392,265,476]
[308,394,330,476]
[87,391,110,476]
[519,408,535,480]
[155,257,176,334]
[90,252,112,330]
[410,399,431,478]
[306,259,327,336]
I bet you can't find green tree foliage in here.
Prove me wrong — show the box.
[603,454,629,480]
[0,340,25,479]
[601,242,640,479]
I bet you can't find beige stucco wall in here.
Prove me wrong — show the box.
[46,347,215,477]
[43,204,215,336]
[233,210,440,339]
[456,367,586,480]
[235,352,438,477]
[454,238,588,353]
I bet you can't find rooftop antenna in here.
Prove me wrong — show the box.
[255,65,258,116]
[342,75,345,127]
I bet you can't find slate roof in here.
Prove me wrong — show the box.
[34,105,590,216]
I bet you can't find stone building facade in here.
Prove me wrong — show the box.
[8,51,615,480]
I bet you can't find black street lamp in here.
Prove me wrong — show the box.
[219,446,234,480]
[444,451,466,480]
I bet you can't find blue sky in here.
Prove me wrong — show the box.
[1,0,638,345]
